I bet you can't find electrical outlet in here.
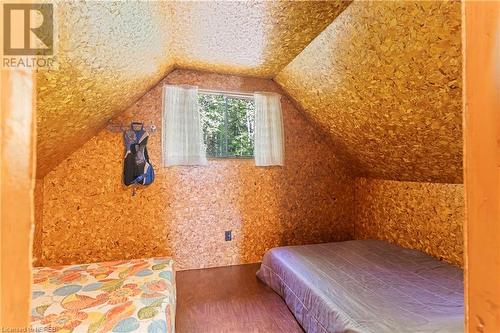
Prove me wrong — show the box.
[225,230,232,241]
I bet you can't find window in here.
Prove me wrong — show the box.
[198,92,255,158]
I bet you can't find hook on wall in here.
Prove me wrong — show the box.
[106,121,157,133]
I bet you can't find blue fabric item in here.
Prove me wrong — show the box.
[123,122,155,186]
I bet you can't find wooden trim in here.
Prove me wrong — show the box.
[463,1,500,331]
[0,68,36,329]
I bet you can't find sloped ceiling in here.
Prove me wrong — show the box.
[37,1,463,184]
[36,1,349,177]
[275,1,462,183]
[171,1,350,77]
[36,1,175,177]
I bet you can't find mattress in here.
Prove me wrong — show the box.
[257,240,463,333]
[31,257,175,333]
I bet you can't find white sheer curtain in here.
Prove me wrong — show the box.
[254,92,284,166]
[162,85,207,166]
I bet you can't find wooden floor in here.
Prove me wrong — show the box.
[176,263,304,333]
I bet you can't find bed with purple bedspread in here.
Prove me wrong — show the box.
[257,240,463,333]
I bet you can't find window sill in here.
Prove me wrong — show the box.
[207,156,254,160]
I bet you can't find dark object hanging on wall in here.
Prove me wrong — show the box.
[123,122,155,186]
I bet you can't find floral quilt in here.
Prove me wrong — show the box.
[31,258,175,333]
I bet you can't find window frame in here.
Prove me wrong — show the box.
[198,89,255,159]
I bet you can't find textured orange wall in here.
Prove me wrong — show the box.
[32,179,44,266]
[354,177,464,266]
[40,69,355,269]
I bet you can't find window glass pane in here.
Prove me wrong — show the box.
[199,94,225,157]
[198,93,255,158]
[225,97,255,157]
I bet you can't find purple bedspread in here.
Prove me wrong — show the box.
[257,240,463,333]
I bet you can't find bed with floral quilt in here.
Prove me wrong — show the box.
[31,257,175,333]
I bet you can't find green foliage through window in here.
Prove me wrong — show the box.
[199,93,255,158]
